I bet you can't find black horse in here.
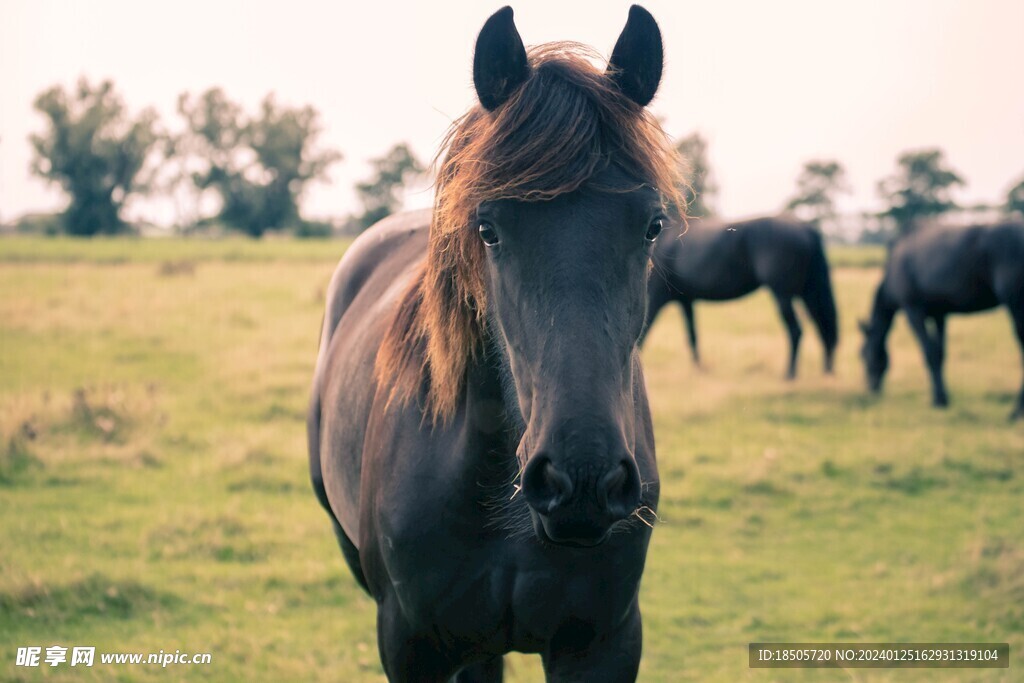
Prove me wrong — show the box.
[645,216,838,378]
[308,7,683,681]
[860,220,1024,419]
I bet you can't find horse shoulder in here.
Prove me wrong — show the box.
[890,227,996,310]
[313,210,431,546]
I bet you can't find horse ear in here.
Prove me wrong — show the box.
[473,6,529,111]
[606,5,663,107]
[858,319,870,335]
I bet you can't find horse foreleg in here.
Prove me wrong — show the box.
[541,604,642,683]
[376,596,458,683]
[905,307,948,408]
[680,298,701,368]
[932,314,947,366]
[452,656,503,683]
[773,294,802,380]
[1009,305,1024,421]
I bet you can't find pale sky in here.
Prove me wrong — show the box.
[2,0,1023,226]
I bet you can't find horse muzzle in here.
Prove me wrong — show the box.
[521,454,642,547]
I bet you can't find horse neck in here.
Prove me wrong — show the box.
[462,332,525,463]
[868,280,898,344]
[475,327,528,436]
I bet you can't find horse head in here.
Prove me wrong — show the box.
[859,318,889,393]
[471,6,670,546]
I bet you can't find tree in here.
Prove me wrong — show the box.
[877,148,964,236]
[30,78,160,235]
[352,143,424,231]
[176,89,341,236]
[164,89,244,232]
[1006,176,1024,216]
[674,133,716,218]
[785,160,850,234]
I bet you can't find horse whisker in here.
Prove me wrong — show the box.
[632,505,660,528]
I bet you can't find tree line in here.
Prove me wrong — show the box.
[21,78,1024,239]
[25,78,423,237]
[677,133,1024,241]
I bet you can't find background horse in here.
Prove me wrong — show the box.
[645,215,838,378]
[308,6,682,681]
[860,220,1024,419]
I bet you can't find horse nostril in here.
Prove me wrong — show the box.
[600,460,641,521]
[522,456,573,515]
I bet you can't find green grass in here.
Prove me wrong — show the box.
[0,235,351,264]
[827,243,886,269]
[0,238,1020,681]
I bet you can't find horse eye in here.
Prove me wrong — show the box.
[645,218,664,242]
[478,222,500,247]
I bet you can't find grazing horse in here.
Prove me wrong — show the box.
[307,6,683,681]
[859,220,1024,419]
[644,216,838,378]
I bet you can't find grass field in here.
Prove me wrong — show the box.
[1,237,1020,682]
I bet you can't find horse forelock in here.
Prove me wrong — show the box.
[376,42,685,423]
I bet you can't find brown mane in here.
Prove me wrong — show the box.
[375,42,686,422]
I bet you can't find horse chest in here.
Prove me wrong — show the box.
[377,525,643,652]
